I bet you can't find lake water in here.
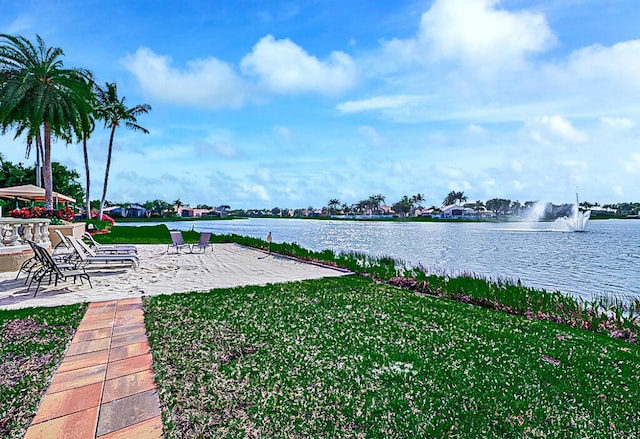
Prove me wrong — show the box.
[122,218,640,300]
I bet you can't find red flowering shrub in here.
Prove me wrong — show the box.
[8,206,75,222]
[90,213,115,225]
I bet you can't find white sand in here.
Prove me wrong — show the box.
[0,244,350,310]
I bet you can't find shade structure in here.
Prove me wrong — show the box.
[0,184,75,203]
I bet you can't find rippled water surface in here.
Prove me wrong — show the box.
[127,218,640,299]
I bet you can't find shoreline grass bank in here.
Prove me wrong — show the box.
[98,225,640,343]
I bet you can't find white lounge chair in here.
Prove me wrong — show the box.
[168,231,189,253]
[67,236,139,268]
[191,232,213,253]
[82,232,138,254]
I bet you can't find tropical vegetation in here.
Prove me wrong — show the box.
[0,34,94,210]
[95,82,151,220]
[0,154,85,206]
[0,34,150,216]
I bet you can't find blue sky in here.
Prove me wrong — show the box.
[1,0,639,209]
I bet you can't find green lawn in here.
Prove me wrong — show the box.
[143,276,640,438]
[0,304,86,438]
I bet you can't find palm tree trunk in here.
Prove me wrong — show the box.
[83,136,90,219]
[99,124,117,220]
[35,131,42,187]
[43,121,53,210]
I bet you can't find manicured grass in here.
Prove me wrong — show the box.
[143,277,640,438]
[0,304,86,438]
[93,224,199,244]
[115,216,241,223]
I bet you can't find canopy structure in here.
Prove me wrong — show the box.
[0,184,75,204]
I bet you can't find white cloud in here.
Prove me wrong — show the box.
[337,95,424,114]
[600,117,635,130]
[556,160,588,172]
[5,16,32,33]
[563,41,640,90]
[211,141,238,158]
[357,126,386,148]
[122,48,248,109]
[240,184,270,201]
[526,115,588,144]
[467,124,487,135]
[384,0,555,74]
[241,35,357,95]
[624,153,640,173]
[275,125,292,138]
[612,185,624,197]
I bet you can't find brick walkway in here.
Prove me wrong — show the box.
[24,298,164,439]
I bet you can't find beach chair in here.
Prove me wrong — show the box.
[82,232,138,254]
[26,240,92,296]
[168,231,188,253]
[67,236,139,268]
[191,232,213,253]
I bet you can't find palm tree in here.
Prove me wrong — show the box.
[443,191,457,206]
[368,194,385,211]
[0,34,94,209]
[79,90,98,217]
[327,198,340,214]
[95,82,151,220]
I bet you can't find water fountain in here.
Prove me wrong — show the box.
[549,193,591,232]
[553,203,591,232]
[521,194,591,232]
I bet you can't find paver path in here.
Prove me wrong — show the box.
[24,298,164,438]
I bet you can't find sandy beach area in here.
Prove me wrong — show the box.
[0,243,350,310]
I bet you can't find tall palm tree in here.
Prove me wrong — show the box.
[95,82,151,220]
[443,191,457,206]
[0,34,94,209]
[80,108,96,217]
[327,198,340,214]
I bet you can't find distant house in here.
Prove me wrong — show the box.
[127,204,148,218]
[441,205,465,218]
[104,204,148,218]
[103,206,126,217]
[214,205,229,217]
[430,205,480,219]
[177,206,213,218]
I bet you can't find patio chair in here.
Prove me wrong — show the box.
[82,232,138,254]
[26,240,92,296]
[18,231,71,284]
[67,236,139,268]
[15,251,42,285]
[168,231,188,253]
[191,231,213,253]
[52,230,76,261]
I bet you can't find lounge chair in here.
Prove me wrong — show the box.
[191,231,213,253]
[67,236,139,268]
[26,240,92,296]
[82,232,138,254]
[168,231,188,253]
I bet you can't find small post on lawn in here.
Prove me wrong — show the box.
[267,232,272,254]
